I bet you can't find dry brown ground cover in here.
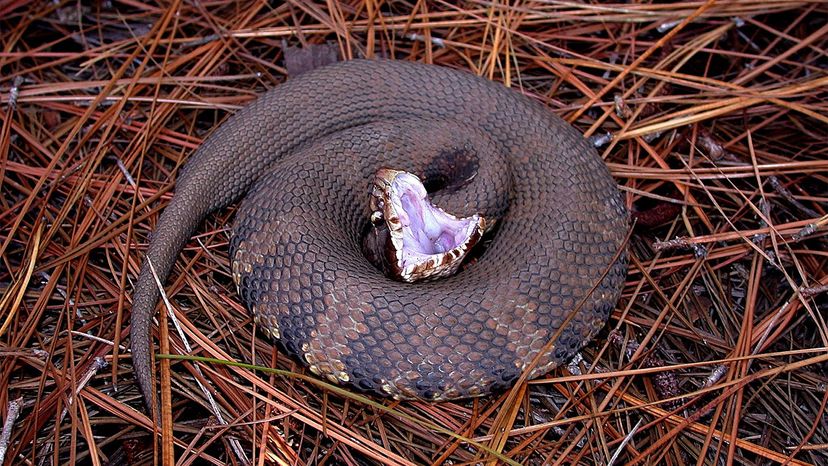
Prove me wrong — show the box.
[1,1,827,465]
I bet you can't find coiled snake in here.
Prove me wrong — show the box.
[131,59,628,414]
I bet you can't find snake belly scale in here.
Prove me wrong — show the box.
[131,59,628,412]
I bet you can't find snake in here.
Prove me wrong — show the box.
[131,59,628,415]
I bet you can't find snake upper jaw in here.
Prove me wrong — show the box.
[370,168,485,282]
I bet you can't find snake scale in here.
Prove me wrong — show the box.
[131,59,628,414]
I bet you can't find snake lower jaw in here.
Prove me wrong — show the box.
[370,168,485,282]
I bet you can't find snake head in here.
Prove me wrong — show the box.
[370,168,485,282]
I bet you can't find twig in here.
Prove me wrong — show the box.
[0,398,23,465]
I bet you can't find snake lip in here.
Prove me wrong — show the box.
[371,168,485,282]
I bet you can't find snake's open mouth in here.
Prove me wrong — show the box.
[370,168,485,282]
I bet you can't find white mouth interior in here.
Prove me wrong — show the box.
[388,173,481,273]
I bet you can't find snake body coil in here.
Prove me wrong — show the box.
[131,59,628,412]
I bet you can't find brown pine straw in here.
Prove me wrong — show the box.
[1,1,827,464]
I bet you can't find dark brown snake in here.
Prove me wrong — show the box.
[131,59,628,414]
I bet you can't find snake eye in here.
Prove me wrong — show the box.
[370,210,384,225]
[371,168,485,282]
